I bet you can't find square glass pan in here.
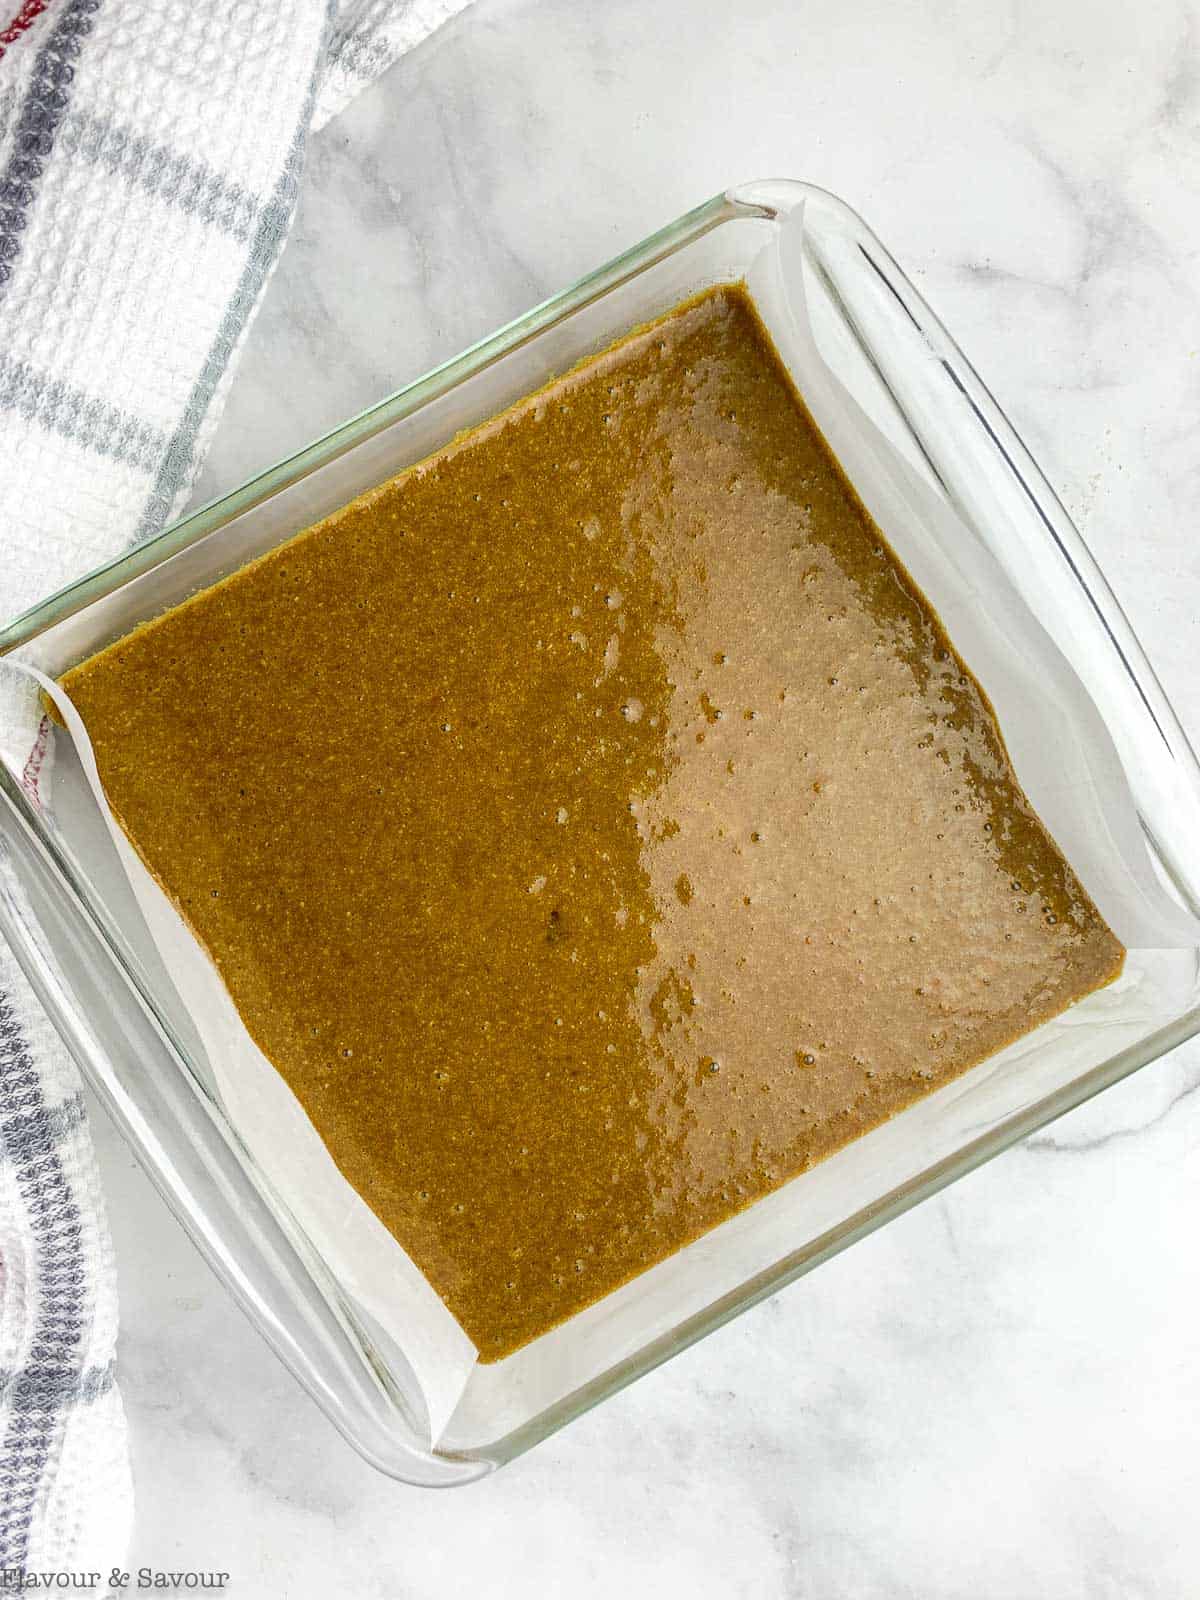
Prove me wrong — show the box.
[2,180,1199,1486]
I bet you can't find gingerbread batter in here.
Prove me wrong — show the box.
[61,287,1124,1360]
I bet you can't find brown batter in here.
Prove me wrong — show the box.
[61,287,1124,1361]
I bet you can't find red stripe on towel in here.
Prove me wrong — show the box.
[0,0,52,63]
[20,714,50,811]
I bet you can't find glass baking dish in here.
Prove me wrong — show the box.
[2,180,1199,1486]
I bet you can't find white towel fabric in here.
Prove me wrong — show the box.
[0,0,469,1576]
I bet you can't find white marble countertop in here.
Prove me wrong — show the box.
[89,0,1200,1592]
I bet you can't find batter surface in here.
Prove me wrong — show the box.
[61,287,1124,1361]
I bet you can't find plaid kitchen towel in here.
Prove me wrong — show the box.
[0,0,470,1576]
